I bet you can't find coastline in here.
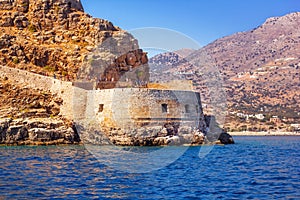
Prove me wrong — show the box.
[229,131,300,136]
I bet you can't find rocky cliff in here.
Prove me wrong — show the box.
[0,0,147,80]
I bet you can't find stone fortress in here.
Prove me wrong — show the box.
[0,0,233,145]
[0,56,208,146]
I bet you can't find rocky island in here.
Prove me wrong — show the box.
[0,0,234,146]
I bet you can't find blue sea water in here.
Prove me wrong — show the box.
[0,136,300,199]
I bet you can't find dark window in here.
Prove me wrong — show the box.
[162,104,168,113]
[185,104,191,113]
[99,104,104,112]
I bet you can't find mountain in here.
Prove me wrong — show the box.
[150,12,300,131]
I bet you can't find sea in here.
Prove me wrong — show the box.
[0,136,299,199]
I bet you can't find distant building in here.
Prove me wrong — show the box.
[291,124,300,132]
[270,116,281,124]
[291,124,300,128]
[255,114,265,120]
[237,113,247,118]
[282,117,295,123]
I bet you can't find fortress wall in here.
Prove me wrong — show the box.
[0,66,206,132]
[0,65,77,96]
[88,88,204,130]
[0,65,86,120]
[0,65,56,91]
[60,82,87,120]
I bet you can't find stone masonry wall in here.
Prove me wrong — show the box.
[0,65,87,120]
[79,88,207,146]
[0,65,207,130]
[85,88,206,130]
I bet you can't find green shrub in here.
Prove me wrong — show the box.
[62,71,68,76]
[13,58,20,64]
[44,66,57,72]
[28,24,37,33]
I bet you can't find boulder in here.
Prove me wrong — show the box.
[0,118,80,145]
[0,118,10,142]
[14,16,29,29]
[1,16,14,27]
[218,131,235,144]
[192,131,205,145]
[154,136,168,146]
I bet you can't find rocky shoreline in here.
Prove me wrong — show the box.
[0,117,234,146]
[79,123,234,146]
[0,118,80,146]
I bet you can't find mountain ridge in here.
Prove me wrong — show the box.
[150,12,300,131]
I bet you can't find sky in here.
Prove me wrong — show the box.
[81,0,299,48]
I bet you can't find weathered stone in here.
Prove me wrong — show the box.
[16,0,29,13]
[154,137,168,146]
[167,136,181,145]
[0,118,10,142]
[141,53,148,64]
[0,0,14,10]
[1,16,14,27]
[14,16,28,29]
[0,34,15,48]
[192,131,205,145]
[126,52,137,66]
[6,125,28,141]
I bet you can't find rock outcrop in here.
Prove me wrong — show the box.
[0,118,80,145]
[218,131,234,144]
[0,0,148,81]
[0,77,80,145]
[80,121,234,146]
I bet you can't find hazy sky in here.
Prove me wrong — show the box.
[81,0,299,47]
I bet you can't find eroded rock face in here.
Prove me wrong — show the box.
[0,0,83,14]
[80,123,207,146]
[0,118,80,145]
[0,0,146,80]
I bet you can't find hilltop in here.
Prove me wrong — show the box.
[0,0,147,81]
